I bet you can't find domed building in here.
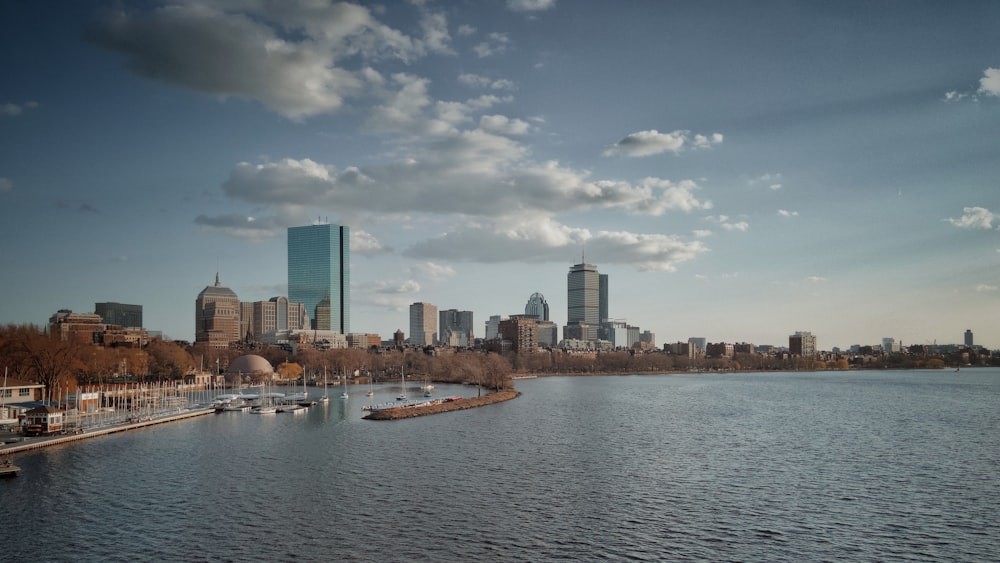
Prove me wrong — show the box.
[226,354,274,380]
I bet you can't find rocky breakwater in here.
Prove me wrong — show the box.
[363,389,520,420]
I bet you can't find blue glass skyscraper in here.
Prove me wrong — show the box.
[288,224,350,333]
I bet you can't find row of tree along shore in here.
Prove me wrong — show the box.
[1,324,991,397]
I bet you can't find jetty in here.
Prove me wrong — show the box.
[363,389,519,420]
[0,408,213,456]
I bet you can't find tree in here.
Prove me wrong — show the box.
[17,327,81,396]
[276,362,303,380]
[146,339,195,379]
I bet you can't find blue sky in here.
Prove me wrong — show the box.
[1,0,998,350]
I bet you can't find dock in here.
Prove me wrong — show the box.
[0,408,214,456]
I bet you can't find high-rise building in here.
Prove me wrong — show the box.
[409,302,438,346]
[195,273,240,348]
[500,315,538,352]
[288,223,350,333]
[485,315,502,341]
[566,261,600,341]
[524,292,550,321]
[439,309,474,347]
[241,297,309,340]
[964,329,974,348]
[95,302,143,329]
[789,331,817,357]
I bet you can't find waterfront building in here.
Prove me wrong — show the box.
[195,273,240,348]
[524,292,550,321]
[409,302,438,346]
[688,337,707,354]
[393,329,405,348]
[288,223,350,333]
[882,337,901,353]
[95,302,142,329]
[706,342,735,358]
[440,309,475,348]
[639,330,655,348]
[789,331,817,357]
[347,333,382,349]
[499,315,539,353]
[965,329,974,348]
[49,310,106,343]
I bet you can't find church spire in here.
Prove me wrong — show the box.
[215,272,221,287]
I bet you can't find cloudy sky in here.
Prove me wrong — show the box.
[2,0,998,350]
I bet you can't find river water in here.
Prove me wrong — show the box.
[4,370,999,561]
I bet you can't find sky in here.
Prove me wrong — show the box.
[1,0,999,351]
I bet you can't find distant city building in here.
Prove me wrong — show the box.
[241,297,309,341]
[499,315,539,353]
[536,320,559,348]
[485,315,503,341]
[439,309,474,347]
[95,302,142,329]
[288,223,350,333]
[195,273,240,348]
[524,292,550,321]
[706,342,735,358]
[599,273,609,338]
[393,329,405,348]
[789,331,817,357]
[566,261,600,341]
[49,310,105,344]
[409,302,438,346]
[688,337,707,353]
[882,337,901,353]
[347,333,381,349]
[639,331,655,348]
[965,329,974,348]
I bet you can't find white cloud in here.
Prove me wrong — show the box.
[947,206,994,229]
[410,262,456,280]
[194,213,281,239]
[977,67,1000,97]
[86,2,454,120]
[507,0,557,11]
[692,229,713,238]
[777,209,798,217]
[473,32,510,58]
[351,229,392,256]
[0,177,12,192]
[721,221,749,232]
[604,129,722,157]
[769,184,783,191]
[457,24,476,37]
[806,276,827,283]
[404,215,708,272]
[459,73,516,90]
[479,114,531,135]
[943,90,968,103]
[976,284,998,292]
[1,101,38,116]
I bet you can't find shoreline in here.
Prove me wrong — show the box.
[363,389,520,420]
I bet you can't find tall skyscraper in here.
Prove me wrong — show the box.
[524,292,550,321]
[409,302,438,346]
[566,261,600,341]
[288,223,350,333]
[964,329,974,348]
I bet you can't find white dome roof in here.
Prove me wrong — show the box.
[226,354,273,376]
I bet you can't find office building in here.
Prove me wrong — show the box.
[241,297,309,340]
[440,309,474,348]
[964,329,974,348]
[500,315,539,353]
[409,302,438,346]
[95,302,143,329]
[195,273,241,348]
[288,223,350,333]
[485,315,502,341]
[566,261,600,341]
[524,292,550,321]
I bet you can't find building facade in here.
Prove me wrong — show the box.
[288,223,350,333]
[195,273,241,348]
[499,315,539,353]
[95,302,143,329]
[566,261,601,341]
[964,329,974,348]
[524,292,550,321]
[242,297,309,340]
[789,331,817,357]
[485,315,503,341]
[409,302,438,346]
[439,309,474,348]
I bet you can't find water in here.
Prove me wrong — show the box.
[5,371,999,561]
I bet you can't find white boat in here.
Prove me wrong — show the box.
[396,357,407,401]
[319,367,330,403]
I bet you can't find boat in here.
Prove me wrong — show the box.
[319,367,330,403]
[366,374,374,398]
[339,369,350,399]
[396,357,407,401]
[1,458,21,478]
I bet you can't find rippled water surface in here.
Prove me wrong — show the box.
[6,370,1000,561]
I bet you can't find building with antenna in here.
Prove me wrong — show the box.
[565,260,601,342]
[195,273,240,348]
[288,223,350,333]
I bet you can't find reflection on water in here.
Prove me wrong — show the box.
[6,371,1000,561]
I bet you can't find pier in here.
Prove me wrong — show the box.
[0,408,213,455]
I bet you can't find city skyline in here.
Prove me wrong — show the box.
[1,1,999,350]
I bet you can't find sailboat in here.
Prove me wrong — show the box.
[319,367,330,403]
[339,369,349,400]
[396,358,407,401]
[366,375,374,398]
